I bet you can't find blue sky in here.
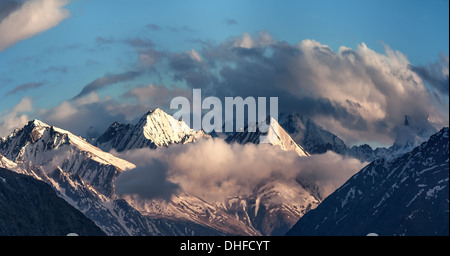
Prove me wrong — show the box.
[0,0,449,146]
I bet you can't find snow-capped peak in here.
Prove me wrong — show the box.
[139,107,197,146]
[24,119,135,171]
[95,108,210,152]
[260,117,309,157]
[390,115,437,159]
[5,119,49,143]
[226,116,309,157]
[30,119,49,128]
[52,126,135,171]
[0,120,136,196]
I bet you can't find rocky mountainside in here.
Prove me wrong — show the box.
[216,179,319,235]
[287,127,449,236]
[0,167,105,236]
[3,107,442,236]
[129,179,320,236]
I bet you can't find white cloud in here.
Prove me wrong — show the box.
[236,32,254,49]
[0,97,33,137]
[188,49,202,62]
[231,31,275,49]
[0,0,70,52]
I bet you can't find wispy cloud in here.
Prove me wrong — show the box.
[181,25,197,33]
[143,23,197,33]
[225,18,239,26]
[146,23,162,31]
[0,0,70,52]
[6,81,45,95]
[123,37,154,48]
[94,36,115,47]
[72,70,142,100]
[41,65,68,74]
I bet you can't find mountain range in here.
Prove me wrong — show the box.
[0,107,447,236]
[278,113,437,162]
[0,119,221,235]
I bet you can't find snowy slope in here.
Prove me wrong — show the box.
[226,116,309,157]
[95,108,210,152]
[0,119,135,196]
[126,178,321,236]
[217,179,320,235]
[125,193,261,236]
[287,127,449,236]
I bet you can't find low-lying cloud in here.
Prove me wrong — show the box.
[115,159,180,201]
[114,139,366,202]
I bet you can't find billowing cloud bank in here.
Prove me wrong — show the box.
[1,32,448,147]
[166,34,447,145]
[114,139,366,202]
